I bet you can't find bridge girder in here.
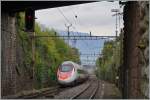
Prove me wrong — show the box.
[2,1,95,12]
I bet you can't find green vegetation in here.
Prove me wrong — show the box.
[96,32,123,83]
[17,12,80,88]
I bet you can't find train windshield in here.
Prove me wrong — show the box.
[60,64,73,72]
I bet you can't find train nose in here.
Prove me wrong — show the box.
[58,72,72,80]
[59,73,68,80]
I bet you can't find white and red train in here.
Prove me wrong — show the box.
[57,61,89,86]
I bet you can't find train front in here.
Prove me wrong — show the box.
[57,62,77,85]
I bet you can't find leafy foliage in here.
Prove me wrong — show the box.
[17,12,80,88]
[96,33,123,83]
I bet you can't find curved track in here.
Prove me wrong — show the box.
[71,79,99,99]
[15,86,71,99]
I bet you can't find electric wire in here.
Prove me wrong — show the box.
[57,7,103,65]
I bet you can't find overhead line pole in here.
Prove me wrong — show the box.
[111,9,120,37]
[65,24,72,45]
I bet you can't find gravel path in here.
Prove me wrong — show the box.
[102,81,122,99]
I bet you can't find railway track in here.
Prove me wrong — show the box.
[38,86,72,99]
[18,86,60,99]
[13,79,90,99]
[4,86,71,99]
[71,79,99,99]
[25,76,99,99]
[15,75,98,99]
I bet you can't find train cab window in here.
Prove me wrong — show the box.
[60,64,73,72]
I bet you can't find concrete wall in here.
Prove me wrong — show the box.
[1,12,33,97]
[1,12,17,96]
[122,1,149,98]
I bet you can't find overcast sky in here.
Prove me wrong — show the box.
[35,1,124,36]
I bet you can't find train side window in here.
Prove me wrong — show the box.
[77,69,85,74]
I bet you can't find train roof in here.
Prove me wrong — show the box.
[62,61,83,70]
[62,61,75,65]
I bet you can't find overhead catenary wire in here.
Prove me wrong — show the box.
[57,8,72,25]
[70,15,100,65]
[57,7,76,43]
[57,7,89,56]
[70,8,103,51]
[57,7,103,65]
[71,21,95,65]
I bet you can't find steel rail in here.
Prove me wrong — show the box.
[89,80,99,99]
[17,86,71,99]
[22,87,59,99]
[70,81,92,99]
[70,80,99,99]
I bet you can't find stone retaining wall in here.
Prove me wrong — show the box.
[122,1,149,98]
[1,12,33,97]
